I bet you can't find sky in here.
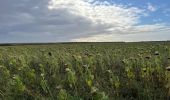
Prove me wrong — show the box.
[0,0,170,43]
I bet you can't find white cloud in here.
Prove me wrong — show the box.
[72,24,170,42]
[147,3,157,12]
[0,0,169,42]
[72,29,170,42]
[48,0,143,26]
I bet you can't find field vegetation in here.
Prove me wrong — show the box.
[0,42,170,99]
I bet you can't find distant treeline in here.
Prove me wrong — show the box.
[0,41,170,46]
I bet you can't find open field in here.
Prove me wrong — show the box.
[1,42,170,99]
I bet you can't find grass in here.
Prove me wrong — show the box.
[0,42,170,99]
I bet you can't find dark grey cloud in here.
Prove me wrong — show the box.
[0,0,112,42]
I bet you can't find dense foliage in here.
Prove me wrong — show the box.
[0,42,170,99]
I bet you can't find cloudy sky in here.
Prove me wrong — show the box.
[0,0,170,43]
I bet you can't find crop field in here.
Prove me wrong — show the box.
[1,42,170,100]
